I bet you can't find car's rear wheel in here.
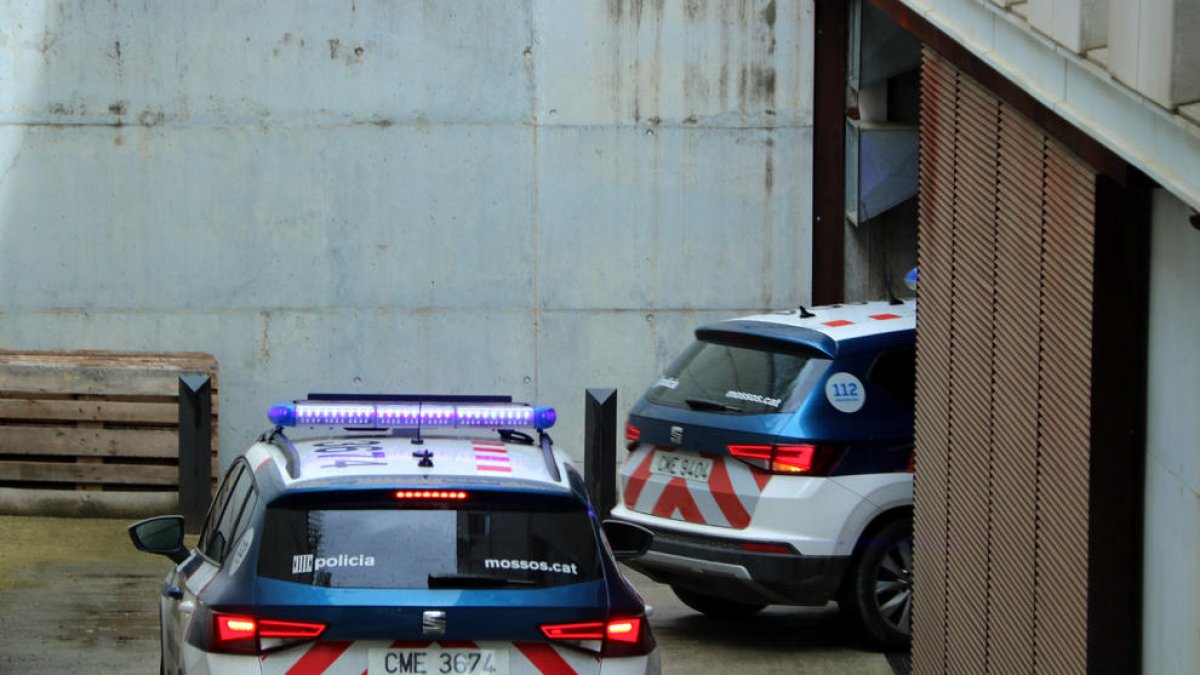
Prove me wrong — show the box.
[839,517,913,651]
[671,586,767,617]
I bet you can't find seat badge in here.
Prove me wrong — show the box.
[670,426,683,445]
[422,610,447,636]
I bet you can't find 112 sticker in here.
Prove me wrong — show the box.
[825,372,866,413]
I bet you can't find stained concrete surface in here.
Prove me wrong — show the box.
[0,516,900,674]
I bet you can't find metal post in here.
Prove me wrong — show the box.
[178,375,212,533]
[584,388,617,519]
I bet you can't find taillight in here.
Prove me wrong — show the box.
[214,615,257,652]
[605,618,641,643]
[540,616,654,657]
[542,621,606,640]
[258,618,325,639]
[624,423,641,447]
[727,443,843,475]
[209,613,326,654]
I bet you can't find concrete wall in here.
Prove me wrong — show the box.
[1143,189,1200,674]
[1109,0,1200,109]
[0,1,814,467]
[1027,0,1108,54]
[842,197,917,303]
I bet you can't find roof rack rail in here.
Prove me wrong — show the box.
[498,429,535,445]
[262,427,302,479]
[539,432,561,482]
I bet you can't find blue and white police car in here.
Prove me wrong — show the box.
[609,300,915,650]
[130,395,660,675]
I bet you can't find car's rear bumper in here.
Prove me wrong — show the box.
[618,522,849,606]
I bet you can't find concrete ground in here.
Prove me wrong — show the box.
[630,569,899,675]
[0,516,903,674]
[0,516,164,673]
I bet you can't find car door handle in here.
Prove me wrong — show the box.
[163,586,184,600]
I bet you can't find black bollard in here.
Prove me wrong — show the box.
[584,388,618,519]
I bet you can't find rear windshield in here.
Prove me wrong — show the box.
[258,501,601,589]
[646,338,829,415]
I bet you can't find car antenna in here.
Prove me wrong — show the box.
[411,403,425,445]
[412,448,434,468]
[797,305,816,318]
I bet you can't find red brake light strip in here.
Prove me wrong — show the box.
[394,490,468,500]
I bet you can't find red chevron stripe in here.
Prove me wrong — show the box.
[651,476,703,522]
[284,640,352,675]
[622,448,657,508]
[514,642,576,674]
[707,457,750,528]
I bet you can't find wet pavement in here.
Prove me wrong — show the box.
[0,561,163,673]
[0,516,164,673]
[631,579,898,675]
[0,516,900,674]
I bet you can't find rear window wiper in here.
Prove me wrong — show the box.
[427,573,538,589]
[684,398,743,413]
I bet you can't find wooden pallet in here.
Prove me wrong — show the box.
[0,351,218,517]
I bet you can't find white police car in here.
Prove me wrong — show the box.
[610,300,915,650]
[130,395,660,675]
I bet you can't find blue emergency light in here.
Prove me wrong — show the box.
[268,398,557,431]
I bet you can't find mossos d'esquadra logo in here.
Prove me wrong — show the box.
[292,553,376,574]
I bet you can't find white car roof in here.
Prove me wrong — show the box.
[244,432,575,492]
[724,299,916,342]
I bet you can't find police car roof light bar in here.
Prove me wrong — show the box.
[306,393,513,404]
[267,398,557,431]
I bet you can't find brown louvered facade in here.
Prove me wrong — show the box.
[812,3,1150,672]
[811,3,1147,667]
[912,48,1099,674]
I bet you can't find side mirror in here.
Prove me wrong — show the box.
[129,515,189,564]
[602,520,654,560]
